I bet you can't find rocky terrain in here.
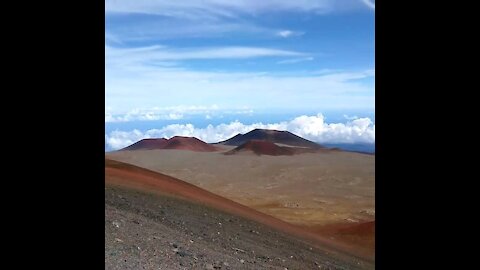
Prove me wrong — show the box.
[105,184,373,269]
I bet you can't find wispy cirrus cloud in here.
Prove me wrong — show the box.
[106,45,305,63]
[105,32,123,45]
[105,0,341,17]
[105,1,375,116]
[360,0,375,10]
[106,59,375,114]
[105,0,371,42]
[276,30,305,38]
[105,105,224,122]
[277,57,314,64]
[105,111,184,123]
[106,44,374,114]
[106,19,272,43]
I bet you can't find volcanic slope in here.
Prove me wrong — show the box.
[223,139,338,156]
[122,136,219,152]
[312,221,375,254]
[105,159,374,269]
[225,140,295,156]
[106,149,374,227]
[217,128,322,148]
[122,138,168,150]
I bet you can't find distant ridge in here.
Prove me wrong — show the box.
[122,138,168,150]
[122,136,219,152]
[217,129,323,149]
[162,136,219,152]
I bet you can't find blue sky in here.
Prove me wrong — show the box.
[105,0,375,150]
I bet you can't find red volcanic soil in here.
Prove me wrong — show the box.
[162,136,219,152]
[122,138,168,150]
[224,140,323,156]
[105,158,374,262]
[122,136,219,152]
[310,221,375,257]
[225,140,295,156]
[337,221,375,235]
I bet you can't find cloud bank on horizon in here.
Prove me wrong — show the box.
[105,114,374,150]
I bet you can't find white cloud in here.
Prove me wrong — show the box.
[278,30,293,38]
[105,105,256,122]
[343,114,359,120]
[105,129,146,150]
[106,45,305,63]
[105,1,369,42]
[105,32,123,44]
[360,0,375,10]
[105,113,375,150]
[105,105,222,122]
[168,113,184,120]
[106,44,374,114]
[106,17,271,42]
[276,30,304,38]
[311,68,343,75]
[106,111,183,122]
[277,57,314,64]
[105,1,341,17]
[106,61,375,114]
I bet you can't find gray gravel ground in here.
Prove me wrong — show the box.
[105,185,374,270]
